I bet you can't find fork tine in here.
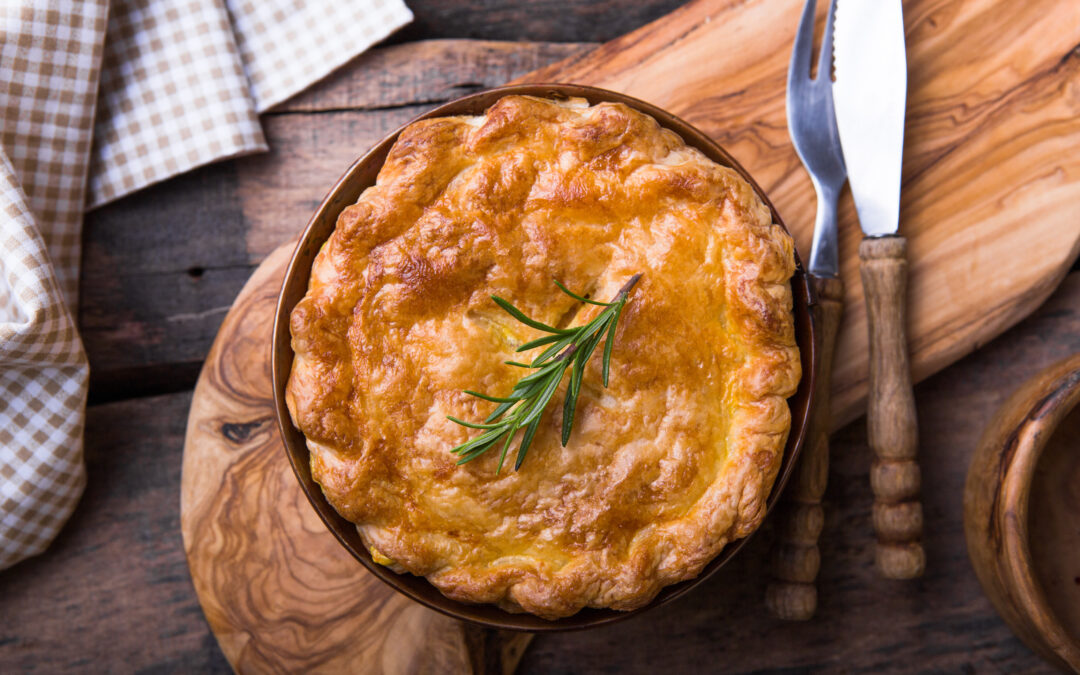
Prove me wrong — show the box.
[816,0,838,81]
[788,0,817,85]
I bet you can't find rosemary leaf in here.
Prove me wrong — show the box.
[576,327,605,372]
[529,333,577,366]
[484,400,515,424]
[570,347,585,400]
[490,296,572,335]
[561,376,577,446]
[451,427,506,456]
[553,278,613,306]
[602,303,623,387]
[495,425,517,472]
[464,390,518,403]
[516,333,564,352]
[515,417,543,470]
[518,368,565,428]
[446,416,503,430]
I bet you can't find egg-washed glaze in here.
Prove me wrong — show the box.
[286,95,800,619]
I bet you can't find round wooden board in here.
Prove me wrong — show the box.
[180,243,532,674]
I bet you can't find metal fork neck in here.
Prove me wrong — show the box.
[807,179,842,277]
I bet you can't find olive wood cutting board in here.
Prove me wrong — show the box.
[518,0,1080,427]
[181,0,1080,671]
[181,245,534,674]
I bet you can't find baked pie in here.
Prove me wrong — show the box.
[286,95,800,619]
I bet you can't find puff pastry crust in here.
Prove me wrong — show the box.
[286,95,800,619]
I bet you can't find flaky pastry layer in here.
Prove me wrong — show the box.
[286,95,800,619]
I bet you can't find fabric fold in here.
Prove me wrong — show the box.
[225,0,414,112]
[87,0,414,208]
[0,1,102,570]
[1,0,110,309]
[1,0,411,571]
[87,0,268,208]
[0,143,90,572]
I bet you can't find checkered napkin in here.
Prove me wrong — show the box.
[0,0,411,571]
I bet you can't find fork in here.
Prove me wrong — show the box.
[764,0,846,622]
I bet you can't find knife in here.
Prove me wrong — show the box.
[833,0,925,579]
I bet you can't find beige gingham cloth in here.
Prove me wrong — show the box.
[0,0,411,571]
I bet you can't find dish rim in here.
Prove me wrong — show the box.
[270,83,819,632]
[964,353,1080,670]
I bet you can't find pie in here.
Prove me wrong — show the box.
[286,95,801,619]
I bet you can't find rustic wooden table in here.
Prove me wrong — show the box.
[1,1,1077,672]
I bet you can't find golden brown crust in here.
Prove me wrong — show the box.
[286,95,800,619]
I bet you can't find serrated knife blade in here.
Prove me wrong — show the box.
[833,0,907,236]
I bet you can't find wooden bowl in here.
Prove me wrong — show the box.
[271,84,818,631]
[964,352,1080,671]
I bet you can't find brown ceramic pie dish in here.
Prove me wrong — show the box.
[270,84,818,631]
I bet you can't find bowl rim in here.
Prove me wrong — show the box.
[271,83,818,632]
[994,354,1080,669]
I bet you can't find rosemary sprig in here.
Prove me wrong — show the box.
[447,274,642,472]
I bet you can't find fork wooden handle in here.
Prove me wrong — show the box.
[766,274,843,620]
[858,236,925,579]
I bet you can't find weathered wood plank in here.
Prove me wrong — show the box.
[0,392,230,673]
[516,0,1080,427]
[49,0,1080,669]
[237,105,435,259]
[186,257,1078,672]
[389,0,685,44]
[181,245,531,674]
[80,107,430,402]
[522,274,1080,674]
[274,40,592,113]
[80,158,255,403]
[7,279,1077,672]
[80,40,588,400]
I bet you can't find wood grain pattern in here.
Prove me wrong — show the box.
[174,1,1080,668]
[0,391,232,673]
[7,278,1073,672]
[10,0,1073,668]
[766,274,843,620]
[83,3,1080,412]
[6,275,1078,672]
[964,352,1080,672]
[173,246,1080,673]
[273,40,593,113]
[80,40,596,402]
[387,0,685,44]
[859,237,926,579]
[180,245,532,674]
[518,0,1080,428]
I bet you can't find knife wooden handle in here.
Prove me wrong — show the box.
[858,236,925,580]
[766,275,843,620]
